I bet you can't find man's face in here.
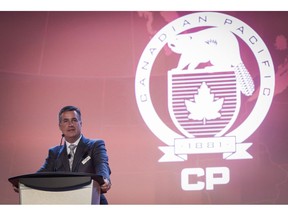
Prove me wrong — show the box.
[59,110,82,143]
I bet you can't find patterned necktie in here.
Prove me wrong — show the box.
[68,144,76,171]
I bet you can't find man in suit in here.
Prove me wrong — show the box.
[37,105,111,204]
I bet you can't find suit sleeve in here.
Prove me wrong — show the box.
[37,148,58,172]
[92,140,111,181]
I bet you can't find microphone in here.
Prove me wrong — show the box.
[68,154,72,159]
[59,134,65,146]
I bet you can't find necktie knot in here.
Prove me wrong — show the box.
[69,144,76,154]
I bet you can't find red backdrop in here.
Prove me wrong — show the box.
[1,11,288,204]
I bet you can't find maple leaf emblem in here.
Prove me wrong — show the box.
[185,82,224,125]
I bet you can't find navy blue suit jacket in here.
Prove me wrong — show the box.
[37,135,111,204]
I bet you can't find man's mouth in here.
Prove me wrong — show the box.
[67,129,75,132]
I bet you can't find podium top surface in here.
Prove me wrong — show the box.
[8,172,104,191]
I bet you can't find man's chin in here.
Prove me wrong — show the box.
[65,134,80,142]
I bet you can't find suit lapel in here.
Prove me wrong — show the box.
[71,136,89,171]
[59,144,70,171]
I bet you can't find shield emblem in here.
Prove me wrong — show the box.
[168,69,240,138]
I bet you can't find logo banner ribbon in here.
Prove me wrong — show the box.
[158,136,253,162]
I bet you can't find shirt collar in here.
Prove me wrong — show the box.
[66,135,82,148]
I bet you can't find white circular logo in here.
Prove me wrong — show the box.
[135,12,274,160]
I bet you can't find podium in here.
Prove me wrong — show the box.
[8,172,104,204]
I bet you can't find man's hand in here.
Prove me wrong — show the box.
[13,185,19,193]
[100,178,111,193]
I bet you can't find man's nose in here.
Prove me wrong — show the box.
[68,120,75,126]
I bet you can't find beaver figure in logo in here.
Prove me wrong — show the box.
[168,27,254,96]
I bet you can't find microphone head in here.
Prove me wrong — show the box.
[59,134,65,146]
